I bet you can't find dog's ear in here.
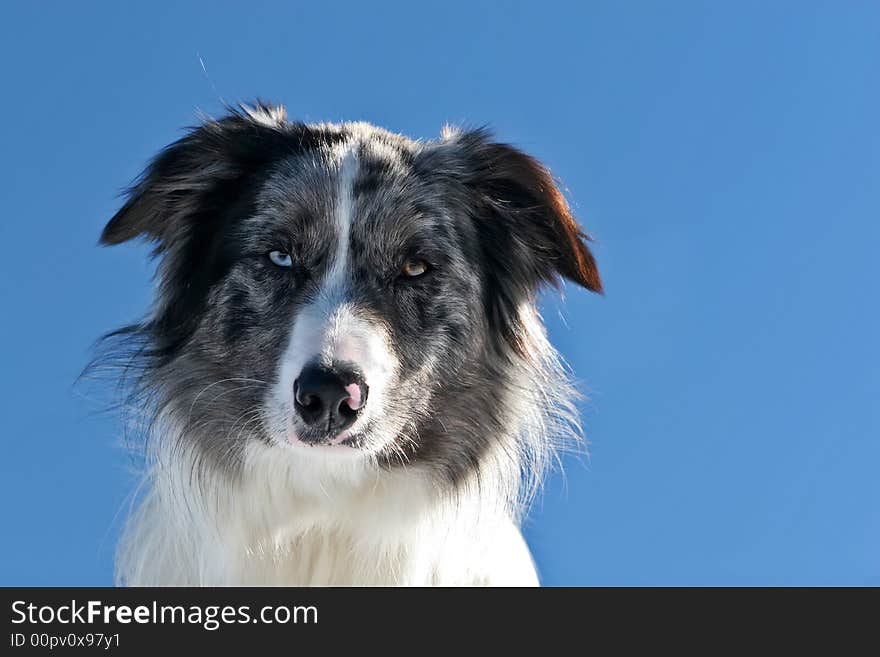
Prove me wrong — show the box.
[101,103,295,249]
[452,127,602,294]
[435,127,602,352]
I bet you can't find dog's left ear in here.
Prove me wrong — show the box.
[426,127,602,354]
[448,128,603,295]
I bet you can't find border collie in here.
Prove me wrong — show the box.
[99,103,602,586]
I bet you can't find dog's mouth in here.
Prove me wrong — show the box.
[286,425,366,450]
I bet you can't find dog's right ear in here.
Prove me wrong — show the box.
[101,103,295,249]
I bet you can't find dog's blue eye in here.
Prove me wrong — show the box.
[268,250,293,268]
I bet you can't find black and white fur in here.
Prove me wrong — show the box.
[100,103,602,586]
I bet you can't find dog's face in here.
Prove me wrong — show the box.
[102,105,600,476]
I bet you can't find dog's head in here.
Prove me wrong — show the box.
[103,104,600,479]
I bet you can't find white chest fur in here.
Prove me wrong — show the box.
[117,440,539,586]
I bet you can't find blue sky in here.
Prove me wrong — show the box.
[0,1,877,585]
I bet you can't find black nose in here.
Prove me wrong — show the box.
[293,362,368,434]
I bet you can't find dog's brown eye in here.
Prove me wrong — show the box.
[401,258,428,278]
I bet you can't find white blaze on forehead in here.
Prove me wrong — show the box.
[324,144,359,296]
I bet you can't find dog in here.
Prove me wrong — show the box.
[99,103,602,585]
